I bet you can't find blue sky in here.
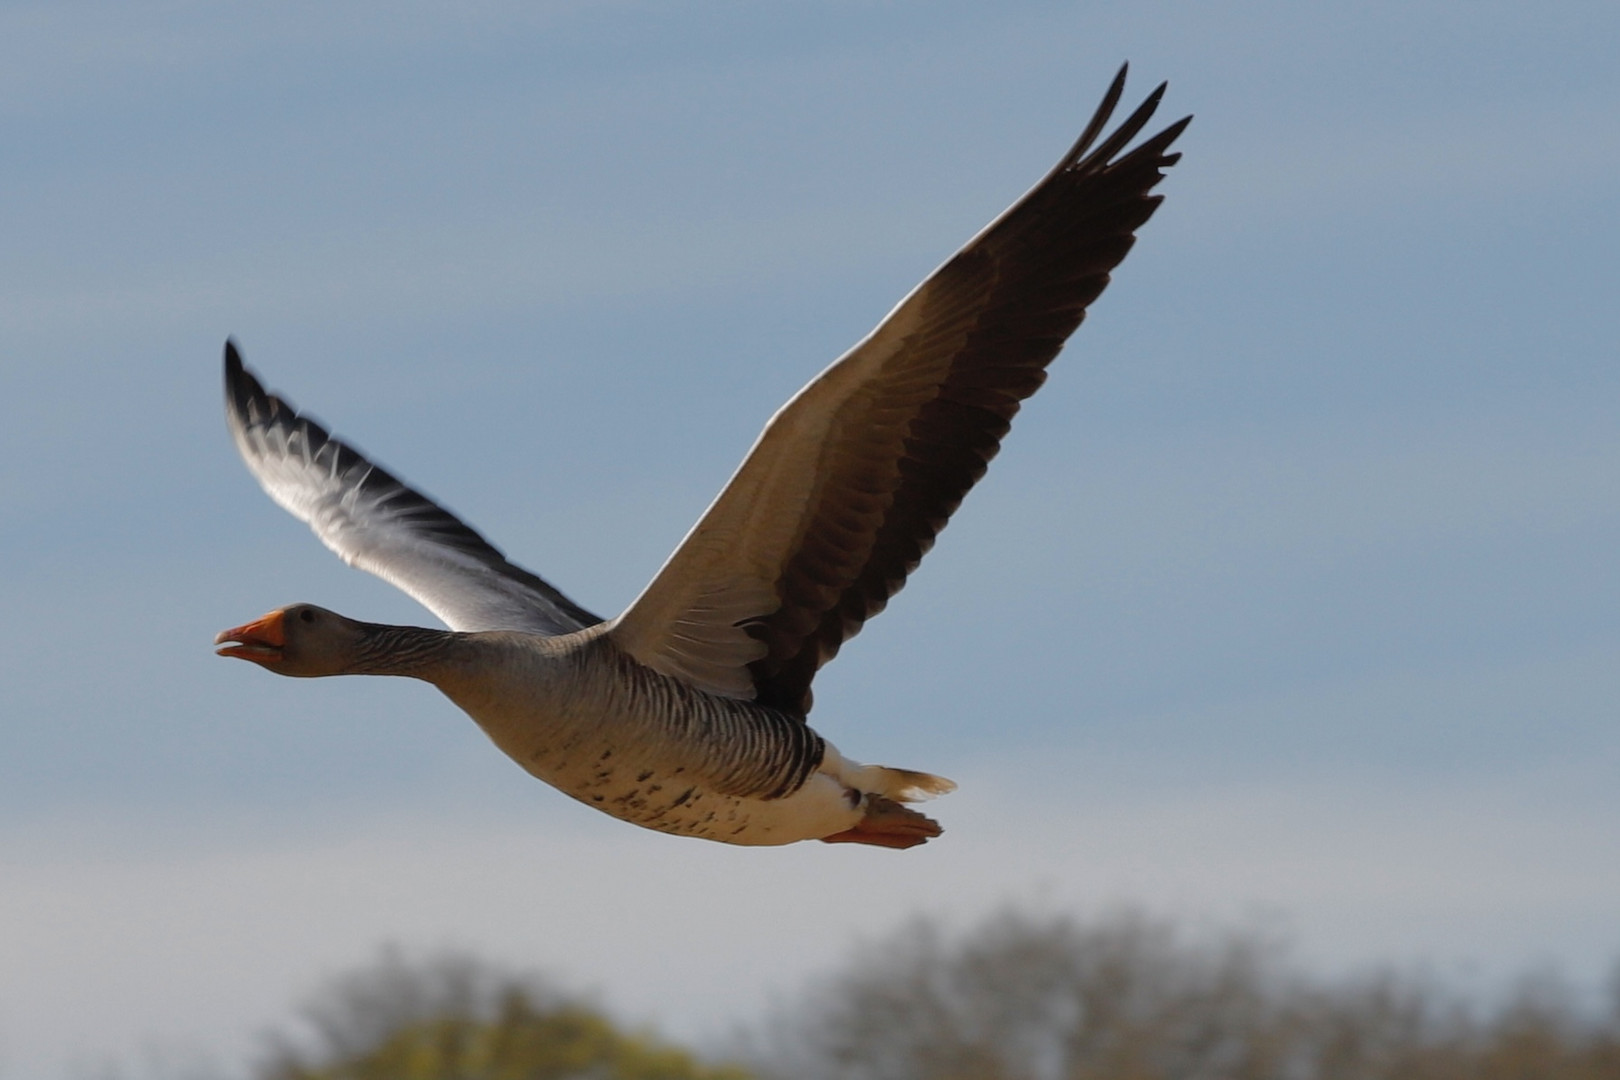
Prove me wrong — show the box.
[2,2,1618,1075]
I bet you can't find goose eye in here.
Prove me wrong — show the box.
[299,609,316,623]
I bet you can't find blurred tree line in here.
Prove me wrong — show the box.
[748,910,1620,1079]
[102,909,1620,1080]
[252,948,748,1080]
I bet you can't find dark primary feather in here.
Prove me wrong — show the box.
[745,67,1189,713]
[225,343,602,635]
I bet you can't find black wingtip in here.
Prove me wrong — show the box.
[1057,64,1185,179]
[222,337,278,430]
[223,338,248,406]
[1056,64,1132,173]
[223,339,250,407]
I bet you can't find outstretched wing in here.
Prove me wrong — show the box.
[224,343,601,635]
[610,66,1188,710]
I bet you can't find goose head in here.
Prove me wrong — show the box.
[215,603,370,677]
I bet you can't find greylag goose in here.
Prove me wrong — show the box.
[216,67,1188,848]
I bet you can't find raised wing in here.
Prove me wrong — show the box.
[224,343,601,635]
[610,66,1188,711]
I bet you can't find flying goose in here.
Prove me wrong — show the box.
[216,67,1188,848]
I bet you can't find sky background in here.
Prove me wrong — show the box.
[2,1,1618,1075]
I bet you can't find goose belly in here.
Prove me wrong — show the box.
[553,753,862,845]
[443,658,860,845]
[491,721,861,844]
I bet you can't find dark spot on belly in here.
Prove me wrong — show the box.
[590,794,604,803]
[636,770,653,782]
[669,787,695,808]
[599,749,613,760]
[845,787,862,809]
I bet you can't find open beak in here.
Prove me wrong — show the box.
[215,610,286,662]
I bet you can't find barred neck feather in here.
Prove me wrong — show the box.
[347,622,468,678]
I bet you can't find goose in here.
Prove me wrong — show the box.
[216,66,1188,849]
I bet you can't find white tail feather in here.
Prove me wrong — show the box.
[824,743,956,803]
[852,763,956,803]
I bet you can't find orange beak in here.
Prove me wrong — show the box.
[214,609,287,663]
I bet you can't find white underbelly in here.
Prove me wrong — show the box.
[457,689,860,845]
[528,743,862,845]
